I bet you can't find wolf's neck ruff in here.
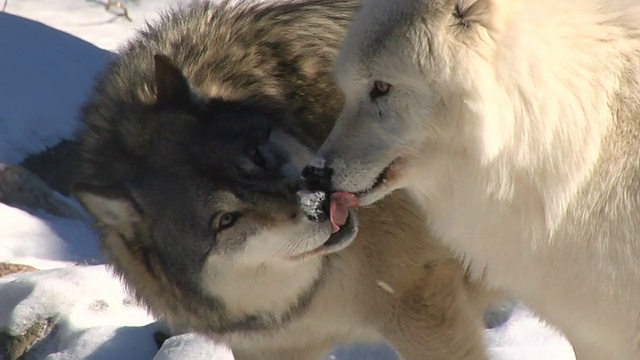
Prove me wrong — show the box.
[208,257,333,336]
[181,253,333,336]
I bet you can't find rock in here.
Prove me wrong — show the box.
[20,140,78,197]
[0,162,88,221]
[0,318,55,360]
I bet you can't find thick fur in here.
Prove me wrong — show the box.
[314,0,640,358]
[73,1,497,359]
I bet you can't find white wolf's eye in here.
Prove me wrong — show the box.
[369,80,392,100]
[216,212,242,231]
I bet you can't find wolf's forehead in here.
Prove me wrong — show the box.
[209,190,240,207]
[165,188,243,220]
[337,0,431,76]
[201,186,292,217]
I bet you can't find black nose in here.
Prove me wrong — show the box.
[301,164,333,192]
[301,164,332,180]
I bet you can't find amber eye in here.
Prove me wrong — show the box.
[369,80,392,100]
[217,212,241,231]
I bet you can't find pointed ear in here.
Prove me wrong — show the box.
[153,54,191,109]
[72,183,142,225]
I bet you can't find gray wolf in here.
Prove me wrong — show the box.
[73,1,497,359]
[308,0,640,358]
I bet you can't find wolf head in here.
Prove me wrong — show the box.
[308,0,618,207]
[301,0,502,205]
[73,55,357,329]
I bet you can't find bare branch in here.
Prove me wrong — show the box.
[104,0,132,22]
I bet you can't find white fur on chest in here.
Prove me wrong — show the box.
[409,156,545,281]
[410,152,640,351]
[200,255,323,319]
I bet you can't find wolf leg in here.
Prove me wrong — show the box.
[383,260,489,360]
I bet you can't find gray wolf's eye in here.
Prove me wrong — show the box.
[216,212,242,231]
[369,80,392,100]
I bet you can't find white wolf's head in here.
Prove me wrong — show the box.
[309,0,619,207]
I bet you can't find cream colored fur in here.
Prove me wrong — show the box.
[199,134,495,359]
[316,0,640,358]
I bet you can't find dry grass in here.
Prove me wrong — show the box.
[0,263,38,277]
[103,0,133,22]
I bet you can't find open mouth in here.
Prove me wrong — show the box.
[322,209,356,247]
[290,210,358,260]
[356,157,402,198]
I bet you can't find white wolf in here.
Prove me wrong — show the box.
[306,0,640,358]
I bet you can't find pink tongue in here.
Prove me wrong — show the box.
[330,192,360,233]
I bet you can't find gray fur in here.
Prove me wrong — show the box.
[73,1,500,359]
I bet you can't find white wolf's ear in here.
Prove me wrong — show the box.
[153,54,192,109]
[453,0,494,29]
[73,183,142,225]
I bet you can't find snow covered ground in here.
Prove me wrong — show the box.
[0,1,576,359]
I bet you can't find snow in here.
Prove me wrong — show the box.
[0,1,576,359]
[3,0,192,51]
[487,307,577,360]
[0,12,111,164]
[0,204,100,269]
[154,334,234,360]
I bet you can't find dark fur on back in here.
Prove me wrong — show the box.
[78,0,355,189]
